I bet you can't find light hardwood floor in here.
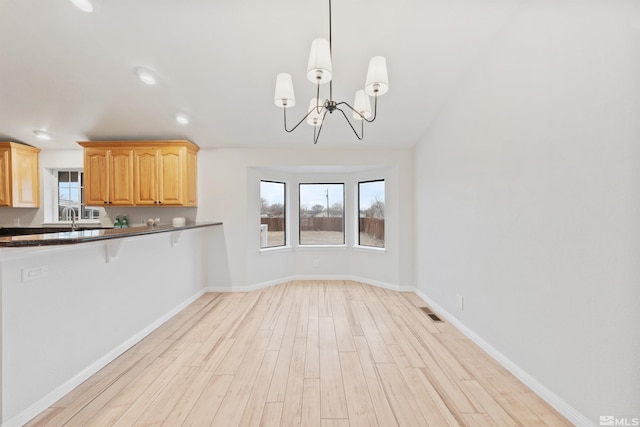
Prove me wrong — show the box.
[27,281,572,426]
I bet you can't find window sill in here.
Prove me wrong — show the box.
[353,245,386,254]
[297,244,348,250]
[260,246,292,254]
[42,220,102,228]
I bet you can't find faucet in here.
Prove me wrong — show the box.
[61,207,78,230]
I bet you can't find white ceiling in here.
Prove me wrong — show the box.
[0,0,520,150]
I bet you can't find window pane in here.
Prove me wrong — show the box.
[299,183,344,245]
[56,170,98,221]
[358,180,385,248]
[260,181,286,248]
[58,187,71,205]
[69,185,80,204]
[58,171,70,183]
[83,207,99,220]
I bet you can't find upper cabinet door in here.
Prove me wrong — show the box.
[134,149,159,205]
[84,149,110,205]
[0,143,40,208]
[11,146,39,207]
[0,149,10,206]
[186,149,198,207]
[157,147,184,205]
[109,149,135,205]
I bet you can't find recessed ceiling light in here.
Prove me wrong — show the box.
[136,67,157,85]
[70,0,93,13]
[175,113,189,125]
[33,130,52,140]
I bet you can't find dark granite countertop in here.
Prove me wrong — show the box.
[0,222,222,247]
[0,226,112,237]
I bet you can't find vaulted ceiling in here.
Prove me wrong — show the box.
[0,0,519,150]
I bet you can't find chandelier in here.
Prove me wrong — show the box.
[273,0,389,144]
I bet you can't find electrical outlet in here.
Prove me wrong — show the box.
[22,265,48,283]
[313,259,320,267]
[456,294,464,310]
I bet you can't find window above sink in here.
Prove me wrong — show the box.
[56,170,100,222]
[41,168,104,228]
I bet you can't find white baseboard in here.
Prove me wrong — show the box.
[3,290,205,427]
[346,275,415,292]
[413,289,594,427]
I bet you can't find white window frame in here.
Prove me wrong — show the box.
[298,182,346,247]
[260,180,287,250]
[49,169,101,225]
[357,179,386,249]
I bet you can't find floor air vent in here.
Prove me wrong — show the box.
[427,313,443,322]
[419,307,444,322]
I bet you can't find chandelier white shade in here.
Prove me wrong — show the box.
[274,73,296,108]
[307,99,324,126]
[307,38,333,84]
[365,56,390,96]
[353,90,372,120]
[273,0,389,144]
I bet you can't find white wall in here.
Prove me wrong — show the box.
[0,227,213,425]
[196,148,414,290]
[414,1,640,424]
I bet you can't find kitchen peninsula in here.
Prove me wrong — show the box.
[0,222,222,426]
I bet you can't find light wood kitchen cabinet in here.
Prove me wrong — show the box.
[0,142,40,208]
[0,148,8,206]
[78,140,198,207]
[186,149,198,206]
[83,148,135,206]
[134,146,186,206]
